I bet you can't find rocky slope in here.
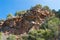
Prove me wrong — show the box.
[0,5,54,35]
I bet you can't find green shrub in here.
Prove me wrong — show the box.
[7,34,16,40]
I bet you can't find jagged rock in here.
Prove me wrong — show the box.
[1,6,54,35]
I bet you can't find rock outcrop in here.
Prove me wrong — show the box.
[0,6,54,35]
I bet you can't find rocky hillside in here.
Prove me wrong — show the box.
[0,4,54,35]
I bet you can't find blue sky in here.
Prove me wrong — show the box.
[0,0,60,19]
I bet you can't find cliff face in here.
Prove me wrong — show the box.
[0,7,53,35]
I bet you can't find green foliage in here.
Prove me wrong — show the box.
[34,4,42,8]
[41,16,60,30]
[7,13,13,19]
[52,9,56,13]
[40,16,59,39]
[0,32,2,40]
[0,19,4,22]
[7,34,16,40]
[56,10,60,18]
[47,17,59,37]
[31,4,42,10]
[15,11,26,16]
[48,17,60,29]
[43,6,50,10]
[22,36,28,40]
[27,29,54,40]
[52,9,60,18]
